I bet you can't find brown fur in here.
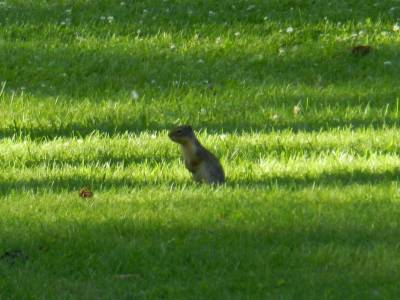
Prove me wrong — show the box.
[168,125,225,184]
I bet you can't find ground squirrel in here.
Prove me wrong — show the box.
[168,125,225,184]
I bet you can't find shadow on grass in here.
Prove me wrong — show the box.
[234,168,400,188]
[1,211,400,298]
[0,168,398,195]
[1,0,396,31]
[1,117,400,139]
[2,41,399,99]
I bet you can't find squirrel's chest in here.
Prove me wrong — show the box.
[180,143,197,160]
[180,143,201,171]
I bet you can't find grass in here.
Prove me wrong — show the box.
[1,0,400,299]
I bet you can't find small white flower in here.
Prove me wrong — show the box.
[65,9,71,14]
[150,133,157,139]
[60,21,66,25]
[107,16,114,23]
[220,134,227,140]
[350,32,358,38]
[131,90,139,100]
[120,1,126,5]
[234,32,240,37]
[293,105,301,115]
[384,61,392,66]
[170,44,176,50]
[143,9,148,13]
[286,26,294,33]
[209,10,215,16]
[100,16,106,20]
[271,114,279,121]
[263,16,268,21]
[278,48,285,55]
[358,30,365,35]
[393,23,400,31]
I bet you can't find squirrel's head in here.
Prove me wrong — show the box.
[168,125,195,144]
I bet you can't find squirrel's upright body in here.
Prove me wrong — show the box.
[168,125,225,184]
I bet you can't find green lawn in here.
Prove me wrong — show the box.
[1,0,400,299]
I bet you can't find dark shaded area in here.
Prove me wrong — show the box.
[236,168,400,189]
[1,213,400,298]
[0,0,396,31]
[351,45,373,56]
[1,42,399,99]
[0,116,399,139]
[0,249,28,265]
